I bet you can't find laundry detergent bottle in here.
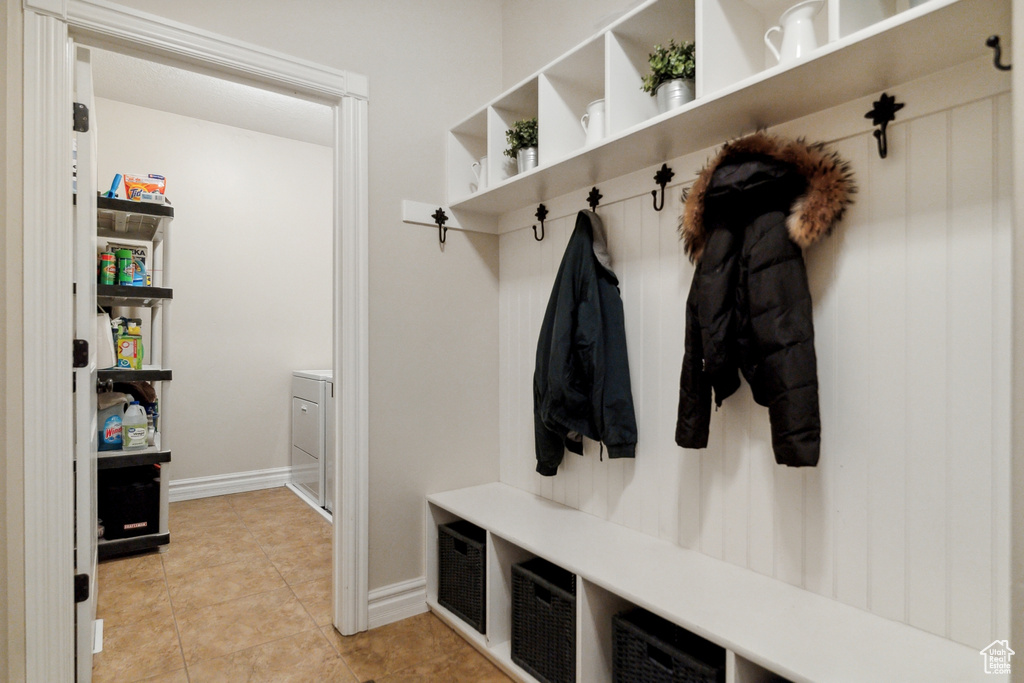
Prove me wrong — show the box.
[122,401,148,450]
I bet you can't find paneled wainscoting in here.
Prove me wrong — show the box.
[498,64,1010,651]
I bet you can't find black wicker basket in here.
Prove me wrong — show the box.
[437,520,487,633]
[511,558,576,683]
[613,608,726,683]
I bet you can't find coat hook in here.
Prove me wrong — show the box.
[651,163,675,211]
[587,186,602,211]
[532,204,548,241]
[432,207,448,245]
[986,35,1012,71]
[864,92,904,159]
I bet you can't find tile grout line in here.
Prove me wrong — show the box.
[160,549,193,683]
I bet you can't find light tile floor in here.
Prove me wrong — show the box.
[93,486,512,682]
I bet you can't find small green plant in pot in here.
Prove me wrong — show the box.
[641,39,696,114]
[505,117,538,175]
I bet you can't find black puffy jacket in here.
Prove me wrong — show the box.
[534,210,637,476]
[675,133,854,467]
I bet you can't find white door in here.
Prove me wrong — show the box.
[73,43,99,683]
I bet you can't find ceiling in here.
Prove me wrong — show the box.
[91,48,334,148]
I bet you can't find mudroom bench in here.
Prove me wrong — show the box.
[426,482,989,683]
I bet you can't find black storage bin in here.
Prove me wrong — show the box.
[511,557,576,683]
[98,464,160,540]
[613,608,726,683]
[437,520,487,633]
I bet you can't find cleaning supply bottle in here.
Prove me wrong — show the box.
[122,401,148,450]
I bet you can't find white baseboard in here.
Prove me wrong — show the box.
[169,466,293,502]
[368,577,427,629]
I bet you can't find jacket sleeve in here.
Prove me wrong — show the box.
[676,274,711,448]
[744,219,820,466]
[596,277,637,458]
[534,411,566,476]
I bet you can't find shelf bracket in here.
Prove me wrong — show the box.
[864,93,904,160]
[652,164,675,212]
[532,204,548,242]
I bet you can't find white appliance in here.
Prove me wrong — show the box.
[291,369,335,512]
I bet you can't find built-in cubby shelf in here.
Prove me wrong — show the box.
[445,0,1009,221]
[426,483,987,682]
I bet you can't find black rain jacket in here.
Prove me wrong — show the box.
[534,210,637,476]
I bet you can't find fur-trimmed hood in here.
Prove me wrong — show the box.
[681,132,855,262]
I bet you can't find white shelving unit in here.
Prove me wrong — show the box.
[443,0,1009,220]
[427,483,990,683]
[95,196,173,560]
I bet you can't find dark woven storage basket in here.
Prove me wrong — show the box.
[511,558,576,683]
[437,520,487,633]
[613,608,726,683]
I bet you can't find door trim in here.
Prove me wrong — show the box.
[21,3,371,678]
[21,9,75,682]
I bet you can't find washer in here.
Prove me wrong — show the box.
[291,369,334,511]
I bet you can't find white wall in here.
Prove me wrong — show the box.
[497,69,1012,651]
[94,97,334,480]
[106,0,505,591]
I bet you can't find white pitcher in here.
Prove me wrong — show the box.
[580,99,606,146]
[764,0,824,65]
[471,155,488,191]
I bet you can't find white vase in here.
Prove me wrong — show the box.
[580,99,606,146]
[764,0,825,65]
[470,155,488,192]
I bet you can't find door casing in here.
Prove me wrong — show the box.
[20,2,370,679]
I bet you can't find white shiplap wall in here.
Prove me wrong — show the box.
[497,67,1011,650]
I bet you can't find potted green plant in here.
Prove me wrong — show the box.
[641,40,696,114]
[504,117,539,175]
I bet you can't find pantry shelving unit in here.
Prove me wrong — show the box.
[429,0,1012,681]
[95,195,174,560]
[444,0,1009,220]
[427,483,986,683]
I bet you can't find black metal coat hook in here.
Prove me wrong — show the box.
[865,93,904,159]
[587,186,602,211]
[986,36,1012,71]
[652,164,675,211]
[432,207,449,245]
[532,204,548,241]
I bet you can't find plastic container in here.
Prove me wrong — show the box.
[98,251,115,285]
[97,392,130,451]
[98,465,159,539]
[122,401,148,450]
[115,248,134,285]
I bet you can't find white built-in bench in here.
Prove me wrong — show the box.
[426,482,992,683]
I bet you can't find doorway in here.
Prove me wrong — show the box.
[20,3,370,680]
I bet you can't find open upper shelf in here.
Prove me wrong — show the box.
[447,0,1009,220]
[96,195,173,241]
